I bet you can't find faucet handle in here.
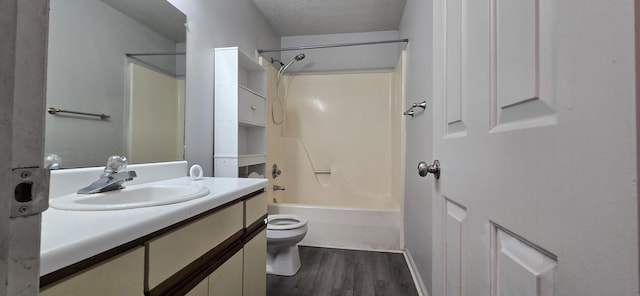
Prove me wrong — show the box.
[104,155,128,173]
[272,164,282,179]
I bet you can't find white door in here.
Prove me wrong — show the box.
[430,0,638,295]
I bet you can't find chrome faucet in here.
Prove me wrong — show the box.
[77,155,137,194]
[273,185,285,191]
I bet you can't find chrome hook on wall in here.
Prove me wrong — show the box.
[403,101,427,117]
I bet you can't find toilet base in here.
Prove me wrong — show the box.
[266,244,301,276]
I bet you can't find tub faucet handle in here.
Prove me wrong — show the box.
[272,164,282,179]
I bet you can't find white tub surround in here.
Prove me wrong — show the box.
[42,164,267,276]
[264,54,407,253]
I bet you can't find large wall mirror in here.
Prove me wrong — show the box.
[45,0,186,169]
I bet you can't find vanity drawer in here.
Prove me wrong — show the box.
[40,247,144,296]
[245,192,267,226]
[146,202,243,290]
[238,87,266,126]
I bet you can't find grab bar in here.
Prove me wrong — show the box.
[403,101,427,117]
[314,170,331,174]
[48,107,111,120]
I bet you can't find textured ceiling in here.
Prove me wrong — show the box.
[252,0,407,36]
[100,0,186,42]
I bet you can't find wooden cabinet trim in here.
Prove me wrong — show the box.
[146,202,243,289]
[245,214,268,243]
[149,214,268,296]
[147,230,244,296]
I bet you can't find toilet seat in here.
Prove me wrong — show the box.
[267,214,307,230]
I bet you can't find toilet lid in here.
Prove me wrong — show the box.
[267,214,307,230]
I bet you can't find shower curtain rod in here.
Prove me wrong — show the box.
[125,52,185,57]
[257,38,409,53]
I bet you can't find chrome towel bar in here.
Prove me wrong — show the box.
[47,107,111,120]
[314,170,331,174]
[403,101,427,117]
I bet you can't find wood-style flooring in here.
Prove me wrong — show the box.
[267,246,419,296]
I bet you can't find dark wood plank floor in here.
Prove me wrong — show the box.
[267,246,419,296]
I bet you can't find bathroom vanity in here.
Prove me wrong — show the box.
[39,168,268,296]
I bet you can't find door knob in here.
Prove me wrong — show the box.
[417,160,440,179]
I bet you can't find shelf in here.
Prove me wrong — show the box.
[238,52,265,72]
[238,154,266,167]
[239,120,266,128]
[238,85,266,99]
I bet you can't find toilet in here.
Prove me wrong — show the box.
[266,214,308,276]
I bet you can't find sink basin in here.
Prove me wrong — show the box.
[50,184,211,211]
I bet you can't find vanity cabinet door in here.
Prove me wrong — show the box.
[40,247,144,296]
[243,229,267,296]
[185,278,208,296]
[208,250,244,296]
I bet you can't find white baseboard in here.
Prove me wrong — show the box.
[403,248,429,296]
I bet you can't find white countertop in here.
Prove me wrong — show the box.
[40,176,267,276]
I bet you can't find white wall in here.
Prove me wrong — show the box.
[167,0,281,176]
[399,0,434,294]
[46,0,179,168]
[280,31,401,73]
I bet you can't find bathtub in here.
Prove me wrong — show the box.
[268,202,402,251]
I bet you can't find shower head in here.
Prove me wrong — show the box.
[279,53,306,74]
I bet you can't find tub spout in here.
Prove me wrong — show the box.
[273,185,285,191]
